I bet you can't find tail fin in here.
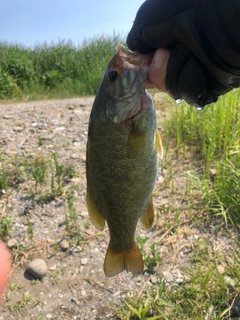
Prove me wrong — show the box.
[104,242,143,277]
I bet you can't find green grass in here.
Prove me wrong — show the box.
[164,90,240,228]
[0,35,124,100]
[117,239,240,319]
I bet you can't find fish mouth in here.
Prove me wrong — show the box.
[118,45,152,67]
[106,46,152,125]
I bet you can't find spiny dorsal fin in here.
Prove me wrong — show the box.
[140,197,154,230]
[86,184,105,231]
[104,242,143,277]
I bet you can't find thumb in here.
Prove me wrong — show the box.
[149,49,170,92]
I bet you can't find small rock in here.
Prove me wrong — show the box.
[27,259,48,278]
[70,153,78,159]
[49,265,57,271]
[217,265,225,274]
[71,297,77,304]
[150,276,158,284]
[7,238,18,248]
[80,258,88,266]
[40,134,53,141]
[81,290,86,296]
[46,314,53,319]
[13,125,24,132]
[73,142,81,147]
[162,271,174,282]
[224,276,235,288]
[3,114,13,119]
[59,239,69,251]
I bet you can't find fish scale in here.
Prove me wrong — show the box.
[86,45,163,277]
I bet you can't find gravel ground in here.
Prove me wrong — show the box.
[0,96,239,319]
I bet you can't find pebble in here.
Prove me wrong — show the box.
[7,238,18,248]
[162,271,174,282]
[150,276,158,284]
[46,314,53,319]
[80,258,88,265]
[27,259,48,278]
[217,265,225,274]
[81,290,86,296]
[49,265,57,271]
[70,153,78,159]
[3,114,13,119]
[224,276,235,288]
[59,239,70,251]
[13,125,24,132]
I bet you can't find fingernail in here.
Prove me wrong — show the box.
[153,50,168,69]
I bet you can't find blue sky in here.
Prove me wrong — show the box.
[1,0,145,47]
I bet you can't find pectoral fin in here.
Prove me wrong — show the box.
[140,197,154,230]
[155,129,163,158]
[104,242,143,277]
[86,184,105,231]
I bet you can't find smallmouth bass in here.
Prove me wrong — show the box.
[86,45,163,277]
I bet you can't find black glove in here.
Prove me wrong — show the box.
[127,0,240,108]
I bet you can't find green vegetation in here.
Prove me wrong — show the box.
[1,35,240,319]
[117,90,240,319]
[164,90,240,228]
[0,35,123,100]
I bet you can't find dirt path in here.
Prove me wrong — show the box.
[0,96,237,319]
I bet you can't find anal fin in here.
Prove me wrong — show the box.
[86,184,105,231]
[104,242,143,277]
[140,197,154,230]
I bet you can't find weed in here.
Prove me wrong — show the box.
[0,214,13,237]
[28,154,47,192]
[63,163,75,179]
[8,281,21,291]
[12,292,31,312]
[125,298,162,320]
[52,152,63,193]
[26,217,33,239]
[0,162,8,194]
[29,186,35,206]
[136,237,162,274]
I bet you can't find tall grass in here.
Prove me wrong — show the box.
[0,35,123,100]
[164,90,240,227]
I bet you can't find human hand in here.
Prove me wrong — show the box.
[147,48,170,93]
[0,241,11,300]
[127,0,239,108]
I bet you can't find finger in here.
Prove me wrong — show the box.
[149,49,170,92]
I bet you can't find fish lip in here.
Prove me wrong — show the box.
[118,45,152,67]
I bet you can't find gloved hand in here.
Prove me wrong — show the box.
[127,0,240,108]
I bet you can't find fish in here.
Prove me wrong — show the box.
[86,45,163,277]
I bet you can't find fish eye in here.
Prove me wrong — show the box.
[108,70,118,82]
